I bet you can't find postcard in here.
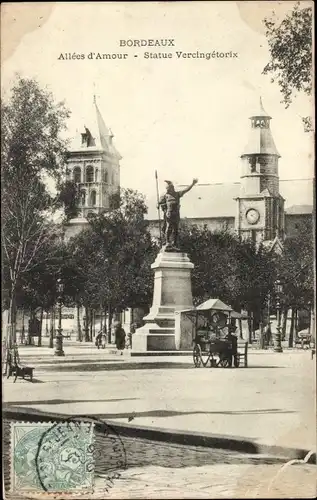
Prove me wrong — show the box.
[2,1,315,498]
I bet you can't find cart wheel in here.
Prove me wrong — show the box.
[193,345,202,367]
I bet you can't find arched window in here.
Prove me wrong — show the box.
[73,167,81,183]
[80,190,86,206]
[103,170,108,183]
[86,165,94,183]
[95,169,99,182]
[90,190,96,206]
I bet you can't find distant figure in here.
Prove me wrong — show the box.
[114,323,126,355]
[127,323,137,349]
[225,325,238,367]
[158,178,198,249]
[265,322,272,347]
[95,329,107,349]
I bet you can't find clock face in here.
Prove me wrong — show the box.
[246,208,260,225]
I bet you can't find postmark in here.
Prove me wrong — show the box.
[10,417,127,496]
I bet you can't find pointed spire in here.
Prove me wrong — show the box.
[249,97,272,119]
[69,97,121,158]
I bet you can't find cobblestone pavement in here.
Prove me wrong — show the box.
[92,463,316,498]
[4,419,316,499]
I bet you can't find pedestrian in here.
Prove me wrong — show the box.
[127,323,136,349]
[95,331,102,349]
[114,322,126,355]
[101,326,107,349]
[265,322,272,347]
[225,325,238,367]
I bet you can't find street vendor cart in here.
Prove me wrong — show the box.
[181,299,248,368]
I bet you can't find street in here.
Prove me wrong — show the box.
[3,344,316,498]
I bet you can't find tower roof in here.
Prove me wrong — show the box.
[69,98,122,159]
[249,97,272,119]
[242,97,280,156]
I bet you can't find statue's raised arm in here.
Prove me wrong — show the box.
[160,178,198,251]
[177,178,198,198]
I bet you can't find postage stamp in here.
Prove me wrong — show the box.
[11,421,95,493]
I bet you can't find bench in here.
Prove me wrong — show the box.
[236,341,248,367]
[295,334,312,350]
[6,346,34,383]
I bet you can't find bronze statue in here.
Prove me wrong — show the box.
[158,178,198,250]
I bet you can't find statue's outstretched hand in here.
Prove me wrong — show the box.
[193,178,198,185]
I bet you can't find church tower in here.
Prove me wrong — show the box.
[235,98,285,246]
[65,97,121,239]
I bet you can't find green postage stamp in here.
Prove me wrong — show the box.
[11,421,95,493]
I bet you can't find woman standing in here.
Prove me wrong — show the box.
[114,322,126,355]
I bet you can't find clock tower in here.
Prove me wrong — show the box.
[235,98,285,245]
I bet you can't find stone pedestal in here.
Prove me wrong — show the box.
[132,250,194,352]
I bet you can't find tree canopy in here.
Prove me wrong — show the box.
[179,223,277,320]
[65,188,158,318]
[1,76,77,343]
[263,3,313,131]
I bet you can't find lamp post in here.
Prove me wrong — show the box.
[274,279,283,353]
[54,277,65,356]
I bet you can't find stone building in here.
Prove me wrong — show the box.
[64,97,121,241]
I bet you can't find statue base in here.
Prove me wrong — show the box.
[132,250,194,352]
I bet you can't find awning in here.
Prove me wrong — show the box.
[196,299,233,312]
[179,299,248,320]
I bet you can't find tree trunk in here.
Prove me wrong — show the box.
[259,312,265,349]
[76,305,82,341]
[247,312,252,344]
[27,309,33,345]
[104,306,108,335]
[93,310,96,338]
[38,308,43,346]
[49,306,54,348]
[84,307,89,342]
[21,308,25,345]
[288,308,295,348]
[281,307,288,341]
[7,291,17,348]
[100,303,103,333]
[108,305,113,344]
[295,308,299,338]
[45,311,49,337]
[89,309,93,341]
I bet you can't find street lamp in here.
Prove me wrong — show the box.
[54,276,65,356]
[274,279,283,353]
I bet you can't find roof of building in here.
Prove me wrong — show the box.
[242,126,280,156]
[285,204,313,215]
[145,178,313,220]
[249,97,272,119]
[69,98,121,159]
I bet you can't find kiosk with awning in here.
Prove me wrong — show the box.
[180,299,248,368]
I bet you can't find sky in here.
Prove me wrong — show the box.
[2,1,314,201]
